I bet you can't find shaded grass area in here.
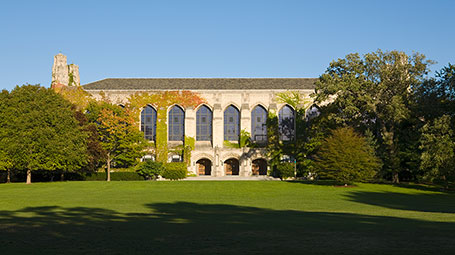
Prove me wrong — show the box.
[0,181,454,254]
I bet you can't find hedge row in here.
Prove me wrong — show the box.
[85,172,143,181]
[0,170,142,183]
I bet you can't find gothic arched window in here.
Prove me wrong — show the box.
[140,105,157,141]
[196,105,212,141]
[306,104,321,120]
[279,105,294,141]
[224,105,240,141]
[168,105,185,141]
[251,105,267,142]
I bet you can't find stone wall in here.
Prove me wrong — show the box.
[51,53,80,87]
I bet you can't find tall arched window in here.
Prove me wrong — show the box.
[140,105,157,141]
[251,105,267,142]
[306,104,320,120]
[168,105,185,141]
[224,105,240,141]
[279,105,294,141]
[196,105,212,141]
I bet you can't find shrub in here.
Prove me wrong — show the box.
[162,162,187,180]
[136,161,164,180]
[314,127,381,184]
[275,162,295,180]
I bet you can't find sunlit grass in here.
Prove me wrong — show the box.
[0,181,454,254]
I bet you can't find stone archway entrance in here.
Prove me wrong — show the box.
[224,158,239,175]
[252,158,267,175]
[197,158,212,176]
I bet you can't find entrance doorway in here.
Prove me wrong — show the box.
[252,159,267,175]
[224,158,239,175]
[196,158,212,176]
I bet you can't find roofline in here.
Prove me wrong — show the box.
[83,77,318,85]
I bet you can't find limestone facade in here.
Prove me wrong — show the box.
[84,88,315,176]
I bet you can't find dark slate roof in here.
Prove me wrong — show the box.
[83,78,317,90]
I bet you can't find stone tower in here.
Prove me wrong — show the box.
[51,53,80,88]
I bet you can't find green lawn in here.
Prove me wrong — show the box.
[0,181,454,254]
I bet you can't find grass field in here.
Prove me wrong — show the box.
[0,181,454,254]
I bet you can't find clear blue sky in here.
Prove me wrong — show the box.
[1,0,454,91]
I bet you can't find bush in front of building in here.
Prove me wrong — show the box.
[0,170,144,182]
[136,161,164,180]
[314,127,381,185]
[275,162,295,180]
[161,162,187,180]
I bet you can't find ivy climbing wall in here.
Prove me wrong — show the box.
[127,91,206,163]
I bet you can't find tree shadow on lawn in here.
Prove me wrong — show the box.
[0,203,454,255]
[344,191,455,213]
[393,183,455,193]
[285,180,341,186]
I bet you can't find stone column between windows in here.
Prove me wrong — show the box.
[212,104,223,176]
[212,104,223,148]
[240,103,251,176]
[185,107,196,174]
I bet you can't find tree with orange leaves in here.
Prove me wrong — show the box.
[86,102,147,181]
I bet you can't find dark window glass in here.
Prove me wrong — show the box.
[196,105,212,141]
[306,104,321,120]
[251,105,267,142]
[140,106,157,141]
[279,105,294,141]
[224,105,240,141]
[168,105,185,141]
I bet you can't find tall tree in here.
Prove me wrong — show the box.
[416,64,455,187]
[86,102,146,181]
[419,115,455,187]
[313,50,433,183]
[73,110,106,173]
[0,90,14,183]
[6,85,88,184]
[413,63,455,120]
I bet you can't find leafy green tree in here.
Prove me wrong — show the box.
[314,127,381,185]
[4,85,88,184]
[86,102,146,181]
[0,90,14,183]
[73,111,106,173]
[409,64,455,185]
[419,115,455,188]
[313,50,433,183]
[413,63,455,121]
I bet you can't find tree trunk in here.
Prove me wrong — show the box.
[26,169,32,184]
[106,153,111,182]
[60,171,65,182]
[390,141,400,184]
[6,169,11,183]
[383,125,400,184]
[392,172,399,184]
